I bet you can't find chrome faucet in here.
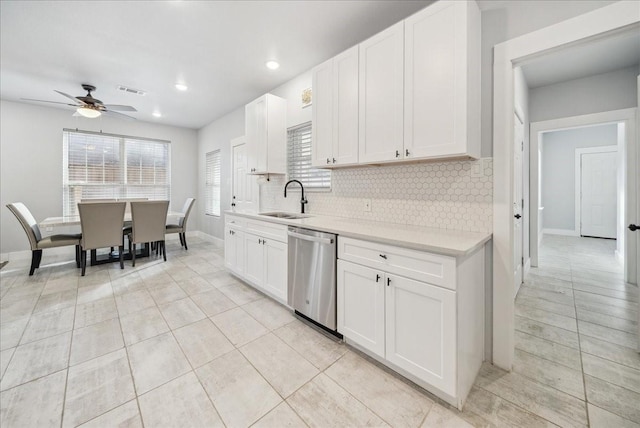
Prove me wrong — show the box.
[284,179,308,214]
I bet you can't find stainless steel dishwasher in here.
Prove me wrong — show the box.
[287,226,339,334]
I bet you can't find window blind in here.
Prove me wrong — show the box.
[287,122,331,190]
[205,149,221,216]
[62,130,171,216]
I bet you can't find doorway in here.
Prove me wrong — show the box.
[578,147,617,239]
[230,136,258,213]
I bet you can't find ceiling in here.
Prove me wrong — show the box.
[0,1,432,129]
[520,24,640,88]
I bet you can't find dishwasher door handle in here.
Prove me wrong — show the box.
[288,230,334,245]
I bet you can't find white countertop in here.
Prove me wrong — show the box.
[226,210,491,257]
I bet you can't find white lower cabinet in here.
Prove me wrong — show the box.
[337,236,484,410]
[242,232,288,303]
[224,225,244,275]
[385,273,456,396]
[337,260,385,357]
[225,216,288,304]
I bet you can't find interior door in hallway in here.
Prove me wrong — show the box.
[513,113,524,297]
[580,151,617,239]
[231,136,257,212]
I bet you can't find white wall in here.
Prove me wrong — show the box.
[479,0,616,156]
[541,124,618,232]
[0,100,198,255]
[530,67,639,123]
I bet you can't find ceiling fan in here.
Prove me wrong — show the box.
[22,84,137,120]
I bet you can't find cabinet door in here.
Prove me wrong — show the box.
[337,260,385,357]
[224,227,245,275]
[404,1,467,159]
[385,274,456,396]
[359,21,404,163]
[311,58,334,168]
[246,97,267,173]
[333,46,359,166]
[243,232,264,287]
[263,239,287,303]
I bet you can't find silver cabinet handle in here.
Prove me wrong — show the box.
[288,231,333,245]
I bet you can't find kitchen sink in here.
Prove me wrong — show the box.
[259,211,311,220]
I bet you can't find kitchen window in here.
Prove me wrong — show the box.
[205,149,221,216]
[287,122,331,190]
[62,129,170,216]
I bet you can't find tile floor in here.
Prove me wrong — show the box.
[0,234,638,427]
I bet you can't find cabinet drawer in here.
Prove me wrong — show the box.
[338,237,456,290]
[225,214,246,228]
[245,219,288,243]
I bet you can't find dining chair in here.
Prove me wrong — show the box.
[78,202,126,276]
[6,203,81,276]
[128,200,170,266]
[166,198,195,250]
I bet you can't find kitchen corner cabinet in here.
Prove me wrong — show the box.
[311,46,359,168]
[358,22,404,163]
[245,94,287,175]
[403,0,481,160]
[337,236,484,410]
[224,215,288,304]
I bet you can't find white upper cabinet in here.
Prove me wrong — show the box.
[311,46,359,168]
[245,93,287,174]
[404,0,481,160]
[358,22,404,163]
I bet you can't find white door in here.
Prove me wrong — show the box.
[311,58,334,167]
[243,232,264,288]
[513,114,524,297]
[385,274,456,396]
[636,74,639,351]
[581,151,617,238]
[262,239,287,303]
[333,45,359,166]
[231,137,257,212]
[404,1,460,159]
[337,260,385,357]
[358,22,404,163]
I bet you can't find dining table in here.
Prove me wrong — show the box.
[39,211,183,266]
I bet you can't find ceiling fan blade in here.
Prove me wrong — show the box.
[21,98,79,106]
[103,110,136,121]
[103,104,137,112]
[54,90,84,104]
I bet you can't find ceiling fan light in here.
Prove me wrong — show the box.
[77,107,101,118]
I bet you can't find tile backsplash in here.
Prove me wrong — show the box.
[259,158,493,233]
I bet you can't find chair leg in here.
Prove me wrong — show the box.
[75,245,80,268]
[179,233,184,247]
[162,241,167,261]
[29,250,42,275]
[182,233,188,250]
[81,249,87,276]
[132,243,136,267]
[119,245,124,269]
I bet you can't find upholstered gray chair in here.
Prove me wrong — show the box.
[129,200,170,266]
[78,202,126,276]
[166,198,195,250]
[6,203,81,276]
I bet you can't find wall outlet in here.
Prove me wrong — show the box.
[363,199,372,212]
[470,159,484,178]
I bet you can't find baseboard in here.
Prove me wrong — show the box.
[2,230,224,262]
[543,228,579,236]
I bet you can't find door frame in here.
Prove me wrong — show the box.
[492,2,639,370]
[575,145,618,238]
[513,112,524,298]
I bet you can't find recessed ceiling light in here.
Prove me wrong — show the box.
[265,60,280,70]
[152,111,162,118]
[175,83,188,91]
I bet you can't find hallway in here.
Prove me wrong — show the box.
[474,235,639,426]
